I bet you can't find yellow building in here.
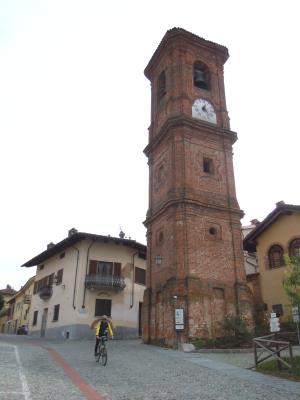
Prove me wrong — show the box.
[0,285,17,332]
[7,276,35,334]
[244,201,300,322]
[21,228,146,339]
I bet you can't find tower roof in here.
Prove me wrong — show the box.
[144,27,229,79]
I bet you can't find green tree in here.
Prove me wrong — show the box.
[283,253,300,307]
[0,294,4,311]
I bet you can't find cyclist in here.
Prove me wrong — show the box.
[91,315,114,357]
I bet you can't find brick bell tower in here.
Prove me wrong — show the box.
[142,28,253,347]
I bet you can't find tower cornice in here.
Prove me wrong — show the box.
[144,197,244,227]
[145,27,229,80]
[144,115,237,157]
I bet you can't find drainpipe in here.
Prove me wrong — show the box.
[82,240,95,309]
[72,246,80,309]
[130,252,139,308]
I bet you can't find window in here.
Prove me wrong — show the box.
[272,304,283,317]
[203,157,214,174]
[89,261,121,277]
[55,269,63,285]
[157,71,166,102]
[289,238,300,257]
[59,252,65,259]
[194,62,210,90]
[33,311,38,326]
[268,245,284,268]
[97,262,113,277]
[135,267,146,285]
[34,274,54,294]
[53,304,60,321]
[95,299,111,317]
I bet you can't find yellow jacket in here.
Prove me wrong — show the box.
[95,320,113,337]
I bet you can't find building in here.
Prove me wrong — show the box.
[21,229,146,339]
[0,285,17,332]
[142,28,253,347]
[244,201,300,321]
[6,276,35,334]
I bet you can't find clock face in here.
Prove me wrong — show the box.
[192,98,217,124]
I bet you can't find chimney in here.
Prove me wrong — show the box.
[276,201,285,207]
[250,219,260,226]
[68,228,78,237]
[47,242,55,250]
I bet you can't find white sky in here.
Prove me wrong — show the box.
[1,0,299,291]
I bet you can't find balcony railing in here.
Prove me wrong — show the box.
[85,274,126,290]
[39,286,53,300]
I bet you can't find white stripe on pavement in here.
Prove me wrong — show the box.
[14,345,32,400]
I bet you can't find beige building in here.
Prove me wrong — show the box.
[244,201,300,321]
[0,285,17,332]
[22,229,146,339]
[6,276,35,334]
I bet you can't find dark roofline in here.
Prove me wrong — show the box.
[22,232,147,268]
[144,27,229,79]
[0,288,17,295]
[243,203,300,252]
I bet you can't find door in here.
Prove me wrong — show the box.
[40,308,48,337]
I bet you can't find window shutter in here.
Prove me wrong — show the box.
[57,269,63,284]
[114,262,121,277]
[89,260,97,275]
[48,274,54,286]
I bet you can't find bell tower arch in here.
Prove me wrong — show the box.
[142,28,252,347]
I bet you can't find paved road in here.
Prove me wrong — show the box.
[0,334,299,400]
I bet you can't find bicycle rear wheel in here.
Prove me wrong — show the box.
[100,347,107,366]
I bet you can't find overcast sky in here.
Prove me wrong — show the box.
[1,0,299,291]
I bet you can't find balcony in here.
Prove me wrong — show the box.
[39,286,53,300]
[85,274,126,290]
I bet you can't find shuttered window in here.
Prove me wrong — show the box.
[33,311,38,326]
[53,304,60,321]
[135,267,146,285]
[56,269,63,284]
[114,263,121,277]
[268,245,284,268]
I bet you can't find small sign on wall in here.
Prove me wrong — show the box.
[175,308,184,330]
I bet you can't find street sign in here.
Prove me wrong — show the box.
[292,306,299,315]
[270,315,280,332]
[175,308,184,330]
[293,314,300,323]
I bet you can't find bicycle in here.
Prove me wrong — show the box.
[96,335,108,366]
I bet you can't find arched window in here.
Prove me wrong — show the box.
[157,71,166,102]
[194,62,210,90]
[268,245,284,269]
[289,238,300,257]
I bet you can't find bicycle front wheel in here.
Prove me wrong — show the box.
[100,347,107,366]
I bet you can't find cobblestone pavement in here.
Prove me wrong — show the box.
[0,335,300,400]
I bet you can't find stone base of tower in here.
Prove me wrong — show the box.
[142,278,253,348]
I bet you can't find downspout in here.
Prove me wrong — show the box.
[72,246,80,309]
[82,240,95,309]
[130,252,139,308]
